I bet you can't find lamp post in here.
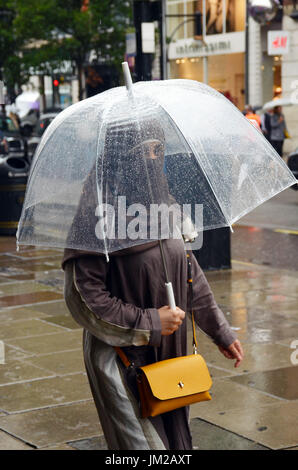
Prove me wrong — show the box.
[133,1,156,81]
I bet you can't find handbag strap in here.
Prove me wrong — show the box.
[115,251,198,369]
[186,251,198,354]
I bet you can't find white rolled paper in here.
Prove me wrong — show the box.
[165,282,176,310]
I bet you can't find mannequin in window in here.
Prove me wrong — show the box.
[206,0,230,34]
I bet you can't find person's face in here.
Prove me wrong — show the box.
[128,140,165,160]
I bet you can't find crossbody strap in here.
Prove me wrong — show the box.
[186,251,198,354]
[115,251,198,368]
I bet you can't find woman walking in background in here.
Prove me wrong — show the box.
[270,106,288,157]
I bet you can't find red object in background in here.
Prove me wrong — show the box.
[272,36,288,49]
[53,79,59,87]
[81,0,89,12]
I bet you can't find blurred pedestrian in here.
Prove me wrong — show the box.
[0,129,8,154]
[261,109,273,143]
[270,106,288,157]
[245,105,261,130]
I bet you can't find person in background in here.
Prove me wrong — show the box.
[261,109,273,143]
[244,105,261,130]
[270,106,287,157]
[0,129,8,154]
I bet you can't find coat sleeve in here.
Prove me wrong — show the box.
[64,256,161,348]
[190,253,237,348]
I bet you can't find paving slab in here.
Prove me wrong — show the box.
[0,238,28,252]
[35,279,64,292]
[0,319,66,341]
[4,344,35,361]
[0,276,16,284]
[0,401,101,448]
[0,291,63,308]
[0,307,49,321]
[67,419,269,451]
[11,249,62,259]
[190,378,281,421]
[0,360,55,385]
[215,290,298,310]
[192,402,298,450]
[190,418,269,450]
[256,301,298,315]
[225,319,298,345]
[38,443,75,450]
[199,342,293,374]
[68,435,108,450]
[42,314,81,330]
[25,300,70,316]
[0,281,57,296]
[0,373,92,413]
[205,269,262,283]
[0,430,33,450]
[6,329,83,355]
[229,367,298,400]
[23,350,85,376]
[209,275,298,294]
[220,306,298,325]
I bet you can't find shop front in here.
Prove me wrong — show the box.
[167,0,246,110]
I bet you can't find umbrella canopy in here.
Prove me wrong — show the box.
[263,96,294,111]
[17,77,296,259]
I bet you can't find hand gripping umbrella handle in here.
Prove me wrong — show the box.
[165,282,176,310]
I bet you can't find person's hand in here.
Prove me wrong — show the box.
[279,116,284,123]
[218,339,244,368]
[158,305,185,336]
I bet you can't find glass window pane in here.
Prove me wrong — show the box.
[226,0,246,32]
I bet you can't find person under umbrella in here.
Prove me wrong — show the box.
[270,106,288,157]
[62,116,244,451]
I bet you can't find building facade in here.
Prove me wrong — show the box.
[166,0,298,153]
[282,3,298,153]
[166,0,246,110]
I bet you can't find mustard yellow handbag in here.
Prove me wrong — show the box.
[115,253,212,419]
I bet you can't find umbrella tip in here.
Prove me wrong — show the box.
[122,62,133,93]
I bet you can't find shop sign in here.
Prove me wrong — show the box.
[168,32,245,60]
[126,32,136,57]
[268,31,290,55]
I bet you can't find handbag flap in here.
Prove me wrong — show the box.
[139,354,212,401]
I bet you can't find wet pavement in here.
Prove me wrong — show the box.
[0,235,297,450]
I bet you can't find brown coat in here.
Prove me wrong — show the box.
[62,238,236,450]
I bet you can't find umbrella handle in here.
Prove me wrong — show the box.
[165,282,176,310]
[122,62,133,93]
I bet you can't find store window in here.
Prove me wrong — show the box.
[167,0,246,110]
[167,1,245,40]
[171,53,245,110]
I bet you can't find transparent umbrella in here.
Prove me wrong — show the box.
[263,96,294,111]
[17,63,296,303]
